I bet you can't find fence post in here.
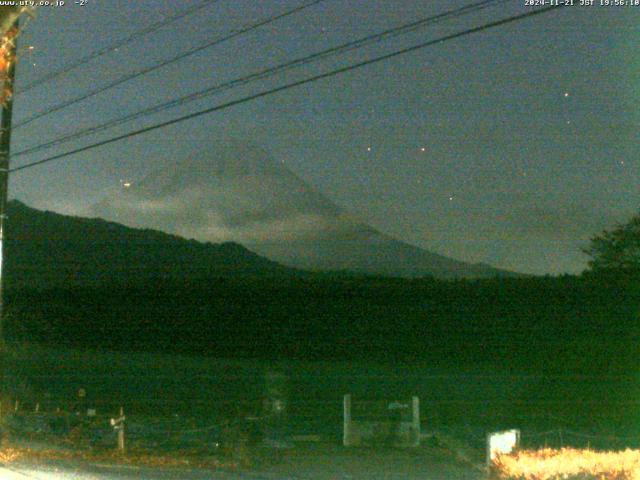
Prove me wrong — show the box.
[118,406,125,454]
[343,394,352,447]
[411,396,420,447]
[110,406,126,454]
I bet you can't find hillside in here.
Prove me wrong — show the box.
[4,200,297,288]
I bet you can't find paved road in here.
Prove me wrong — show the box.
[0,444,484,479]
[0,462,268,480]
[1,459,482,480]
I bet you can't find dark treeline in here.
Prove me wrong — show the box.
[5,273,639,372]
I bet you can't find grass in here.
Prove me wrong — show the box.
[492,448,640,480]
[0,444,227,469]
[0,341,539,426]
[2,341,638,460]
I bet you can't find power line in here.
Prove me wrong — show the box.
[12,0,509,159]
[16,0,221,95]
[10,4,566,174]
[14,0,327,129]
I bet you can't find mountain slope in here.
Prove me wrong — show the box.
[92,142,517,279]
[4,200,296,288]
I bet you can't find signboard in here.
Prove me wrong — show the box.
[487,429,520,465]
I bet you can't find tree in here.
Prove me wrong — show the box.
[583,211,640,275]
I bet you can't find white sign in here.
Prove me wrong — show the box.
[487,429,520,464]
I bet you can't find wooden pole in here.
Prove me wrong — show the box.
[343,394,352,446]
[0,19,17,342]
[117,406,125,454]
[412,396,420,447]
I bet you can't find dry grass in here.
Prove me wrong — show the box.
[0,443,235,470]
[0,447,22,463]
[492,447,640,480]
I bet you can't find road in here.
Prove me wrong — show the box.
[0,462,270,480]
[1,460,482,480]
[0,444,484,479]
[1,461,482,480]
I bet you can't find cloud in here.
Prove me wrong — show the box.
[92,180,365,245]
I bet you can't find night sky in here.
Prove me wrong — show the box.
[7,0,639,275]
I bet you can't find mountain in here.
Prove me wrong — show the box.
[4,200,297,288]
[92,142,517,279]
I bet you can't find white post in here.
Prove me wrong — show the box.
[117,406,125,454]
[411,396,420,446]
[343,394,352,447]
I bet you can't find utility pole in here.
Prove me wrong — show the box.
[0,19,18,343]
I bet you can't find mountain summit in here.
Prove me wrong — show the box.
[93,143,515,279]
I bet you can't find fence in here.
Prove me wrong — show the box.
[1,346,639,460]
[4,394,640,458]
[0,402,233,455]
